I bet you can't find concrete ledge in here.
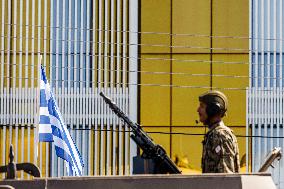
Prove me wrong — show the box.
[0,179,45,189]
[241,175,277,189]
[0,173,276,189]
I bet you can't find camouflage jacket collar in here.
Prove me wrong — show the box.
[207,121,225,133]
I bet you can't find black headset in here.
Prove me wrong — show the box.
[206,102,222,117]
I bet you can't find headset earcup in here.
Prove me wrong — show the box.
[206,103,221,117]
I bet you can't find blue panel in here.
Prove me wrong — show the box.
[58,56,62,87]
[58,0,63,54]
[251,0,255,51]
[51,0,57,54]
[257,1,262,50]
[70,0,75,53]
[50,0,93,88]
[282,54,284,88]
[276,54,280,87]
[258,53,262,87]
[270,0,275,52]
[75,0,81,54]
[276,0,281,52]
[252,54,255,87]
[264,0,268,51]
[264,53,268,87]
[269,54,274,87]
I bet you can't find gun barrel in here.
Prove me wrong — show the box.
[258,147,282,172]
[100,92,181,174]
[100,92,136,129]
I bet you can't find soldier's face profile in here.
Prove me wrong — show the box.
[197,101,208,124]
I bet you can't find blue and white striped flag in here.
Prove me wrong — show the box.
[39,66,84,176]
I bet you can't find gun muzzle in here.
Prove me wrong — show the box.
[258,147,282,172]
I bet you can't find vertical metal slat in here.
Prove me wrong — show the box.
[0,0,5,179]
[122,0,129,174]
[98,0,103,175]
[18,0,24,165]
[86,0,91,175]
[116,0,123,175]
[79,0,85,175]
[129,0,138,174]
[12,0,18,158]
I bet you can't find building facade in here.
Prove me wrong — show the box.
[0,1,283,188]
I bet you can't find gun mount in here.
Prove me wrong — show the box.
[0,145,41,179]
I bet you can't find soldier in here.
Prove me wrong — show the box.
[197,90,240,173]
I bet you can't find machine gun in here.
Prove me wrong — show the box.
[100,92,181,174]
[258,147,282,172]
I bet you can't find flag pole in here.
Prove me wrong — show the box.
[34,55,42,165]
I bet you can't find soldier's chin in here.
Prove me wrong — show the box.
[199,118,206,125]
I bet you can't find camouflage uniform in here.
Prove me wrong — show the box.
[202,121,240,173]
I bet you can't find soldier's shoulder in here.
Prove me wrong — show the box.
[215,124,232,132]
[212,125,234,138]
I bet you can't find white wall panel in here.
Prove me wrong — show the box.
[249,0,284,188]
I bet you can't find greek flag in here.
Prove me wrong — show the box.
[39,66,83,176]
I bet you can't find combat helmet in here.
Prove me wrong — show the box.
[199,90,228,117]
